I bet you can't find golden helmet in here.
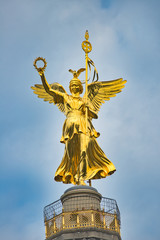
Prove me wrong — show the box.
[69,68,85,94]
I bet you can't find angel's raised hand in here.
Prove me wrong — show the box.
[37,68,44,76]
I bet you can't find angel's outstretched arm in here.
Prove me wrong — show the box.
[38,69,64,103]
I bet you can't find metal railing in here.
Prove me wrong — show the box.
[44,196,120,238]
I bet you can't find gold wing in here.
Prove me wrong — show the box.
[31,83,67,114]
[86,78,127,114]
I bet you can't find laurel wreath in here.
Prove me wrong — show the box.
[33,57,47,72]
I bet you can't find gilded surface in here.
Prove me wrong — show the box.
[31,32,127,185]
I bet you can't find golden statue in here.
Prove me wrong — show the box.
[31,31,127,185]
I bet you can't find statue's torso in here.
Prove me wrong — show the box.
[60,95,99,143]
[64,95,85,116]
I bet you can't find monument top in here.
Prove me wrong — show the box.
[31,31,127,186]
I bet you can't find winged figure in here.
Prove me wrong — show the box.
[31,67,127,185]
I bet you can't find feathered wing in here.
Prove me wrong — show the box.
[84,78,127,114]
[31,83,67,114]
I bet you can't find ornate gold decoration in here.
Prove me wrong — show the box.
[82,30,92,53]
[69,68,85,78]
[31,31,127,186]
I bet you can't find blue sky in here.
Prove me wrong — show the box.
[0,0,160,239]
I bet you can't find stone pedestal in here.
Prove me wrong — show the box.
[61,186,102,212]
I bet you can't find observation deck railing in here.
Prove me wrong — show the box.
[44,196,120,238]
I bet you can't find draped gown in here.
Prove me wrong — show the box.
[54,94,116,184]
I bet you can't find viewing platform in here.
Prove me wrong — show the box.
[44,186,121,240]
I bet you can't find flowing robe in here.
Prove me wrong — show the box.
[54,94,116,184]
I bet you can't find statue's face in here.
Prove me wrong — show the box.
[70,83,80,94]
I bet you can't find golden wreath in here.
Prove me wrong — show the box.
[33,57,47,72]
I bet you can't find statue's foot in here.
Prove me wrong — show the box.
[74,175,86,186]
[79,180,86,186]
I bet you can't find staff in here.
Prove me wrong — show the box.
[82,31,92,186]
[82,30,92,133]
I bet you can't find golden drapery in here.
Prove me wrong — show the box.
[54,94,116,184]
